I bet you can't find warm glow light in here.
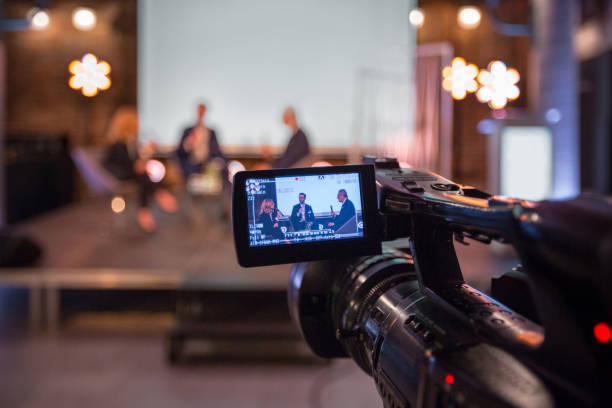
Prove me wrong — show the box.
[444,374,455,385]
[409,8,425,28]
[111,196,126,213]
[311,161,333,167]
[594,322,612,344]
[442,57,479,100]
[145,159,166,183]
[227,160,246,183]
[476,61,520,109]
[457,6,481,29]
[29,8,50,30]
[68,53,112,97]
[72,7,97,31]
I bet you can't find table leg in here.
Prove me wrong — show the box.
[29,286,42,332]
[46,286,60,331]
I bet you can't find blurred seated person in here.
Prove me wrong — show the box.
[103,106,178,232]
[328,189,356,233]
[290,192,315,231]
[257,198,285,240]
[261,106,310,169]
[177,103,225,178]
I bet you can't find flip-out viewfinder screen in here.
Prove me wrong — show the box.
[246,172,364,247]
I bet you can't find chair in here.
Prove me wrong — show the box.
[335,215,358,234]
[70,147,122,196]
[70,147,138,230]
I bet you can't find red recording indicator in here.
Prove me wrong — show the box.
[593,322,612,344]
[444,374,454,385]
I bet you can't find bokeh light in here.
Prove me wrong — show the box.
[72,7,97,31]
[409,9,425,28]
[442,57,479,100]
[68,53,111,97]
[29,8,50,30]
[476,61,520,109]
[545,108,562,124]
[111,196,126,213]
[457,6,481,29]
[311,161,333,167]
[228,160,246,183]
[145,159,166,183]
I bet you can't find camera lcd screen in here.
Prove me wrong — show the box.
[233,165,381,267]
[246,172,364,247]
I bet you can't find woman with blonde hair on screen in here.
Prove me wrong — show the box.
[103,106,178,232]
[257,198,284,239]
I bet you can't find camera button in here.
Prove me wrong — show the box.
[409,320,423,332]
[431,183,460,191]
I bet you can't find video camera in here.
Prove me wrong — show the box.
[232,158,612,407]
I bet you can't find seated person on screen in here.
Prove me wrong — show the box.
[177,103,226,178]
[262,107,310,169]
[290,192,315,231]
[328,189,356,233]
[257,198,285,240]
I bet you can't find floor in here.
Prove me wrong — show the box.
[0,334,380,408]
[1,196,520,407]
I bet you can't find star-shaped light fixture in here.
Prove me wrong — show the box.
[476,60,520,109]
[68,53,111,97]
[442,57,478,100]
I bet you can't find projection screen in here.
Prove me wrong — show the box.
[138,0,415,150]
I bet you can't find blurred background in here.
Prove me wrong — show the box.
[0,0,609,407]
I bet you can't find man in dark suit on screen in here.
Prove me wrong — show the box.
[328,189,356,233]
[290,193,315,231]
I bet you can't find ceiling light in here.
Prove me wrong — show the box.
[409,8,425,28]
[72,7,97,31]
[458,6,481,29]
[29,8,50,30]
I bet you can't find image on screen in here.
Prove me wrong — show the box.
[246,172,364,247]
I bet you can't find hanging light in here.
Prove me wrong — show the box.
[476,60,520,109]
[68,53,111,97]
[442,57,479,100]
[72,7,97,31]
[457,6,481,29]
[409,8,425,28]
[28,8,50,30]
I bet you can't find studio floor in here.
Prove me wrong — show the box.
[0,195,520,407]
[0,334,381,408]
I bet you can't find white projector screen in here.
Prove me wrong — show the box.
[138,0,414,149]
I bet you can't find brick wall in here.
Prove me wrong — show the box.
[4,0,137,146]
[418,0,530,188]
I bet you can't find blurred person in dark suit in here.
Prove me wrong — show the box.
[262,107,310,168]
[177,103,226,178]
[103,106,178,232]
[257,198,285,240]
[327,189,356,232]
[290,192,315,231]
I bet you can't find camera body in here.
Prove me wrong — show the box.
[232,158,612,407]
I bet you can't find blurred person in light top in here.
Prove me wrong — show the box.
[103,106,178,232]
[177,103,226,178]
